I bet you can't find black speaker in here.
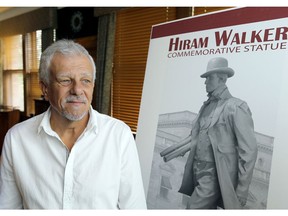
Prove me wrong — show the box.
[57,7,98,39]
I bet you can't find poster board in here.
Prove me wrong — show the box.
[136,7,288,209]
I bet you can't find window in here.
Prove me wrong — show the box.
[3,35,23,70]
[25,30,42,116]
[1,30,43,115]
[25,30,42,73]
[2,34,24,111]
[113,7,177,132]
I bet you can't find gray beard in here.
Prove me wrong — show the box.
[62,110,88,121]
[50,103,89,122]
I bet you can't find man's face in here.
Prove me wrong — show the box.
[204,73,222,93]
[42,53,95,121]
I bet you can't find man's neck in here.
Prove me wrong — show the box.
[209,84,227,98]
[50,109,89,150]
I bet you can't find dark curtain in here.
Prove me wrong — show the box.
[41,28,55,52]
[94,12,116,115]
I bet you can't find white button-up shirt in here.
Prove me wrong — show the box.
[0,107,147,209]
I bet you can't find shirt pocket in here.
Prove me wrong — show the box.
[217,145,236,154]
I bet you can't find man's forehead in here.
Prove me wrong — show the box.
[51,54,93,70]
[50,53,95,79]
[55,71,93,77]
[206,73,218,78]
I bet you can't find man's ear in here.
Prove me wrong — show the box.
[40,81,49,101]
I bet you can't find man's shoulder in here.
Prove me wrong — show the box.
[8,113,45,135]
[2,114,45,151]
[91,109,131,130]
[226,97,246,106]
[224,97,251,114]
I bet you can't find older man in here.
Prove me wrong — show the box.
[0,39,146,209]
[178,57,258,209]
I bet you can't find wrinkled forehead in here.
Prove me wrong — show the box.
[51,53,94,71]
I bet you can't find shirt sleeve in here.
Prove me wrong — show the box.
[0,132,23,209]
[117,124,147,209]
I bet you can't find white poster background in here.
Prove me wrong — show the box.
[136,10,288,209]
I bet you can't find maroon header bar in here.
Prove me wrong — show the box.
[151,7,288,39]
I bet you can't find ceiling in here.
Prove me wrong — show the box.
[0,7,39,22]
[0,7,11,13]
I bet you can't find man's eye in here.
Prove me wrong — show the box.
[60,80,71,85]
[82,79,91,84]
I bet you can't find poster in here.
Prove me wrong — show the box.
[136,7,288,209]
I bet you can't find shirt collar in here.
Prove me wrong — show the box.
[86,106,98,134]
[207,84,227,100]
[37,107,53,135]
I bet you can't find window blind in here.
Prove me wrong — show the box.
[193,7,232,16]
[25,30,42,73]
[2,35,24,110]
[25,30,42,115]
[2,35,23,70]
[113,7,177,132]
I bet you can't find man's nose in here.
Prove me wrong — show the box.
[70,81,84,95]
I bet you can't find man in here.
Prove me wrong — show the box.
[178,57,258,209]
[0,39,147,209]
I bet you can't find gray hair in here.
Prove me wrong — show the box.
[39,39,96,85]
